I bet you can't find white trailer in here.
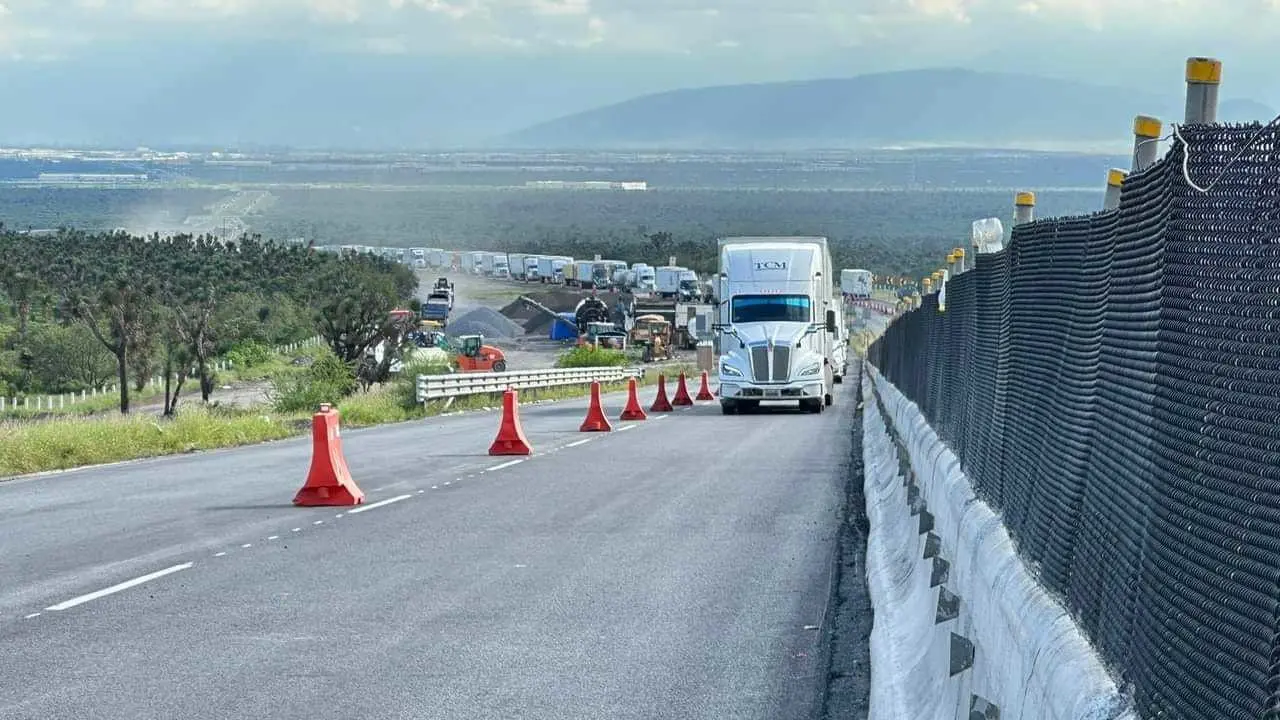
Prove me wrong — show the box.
[840,269,873,299]
[715,236,837,414]
[537,256,571,283]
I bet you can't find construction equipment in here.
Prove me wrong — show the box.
[421,293,451,327]
[574,295,611,331]
[579,321,627,350]
[630,314,674,362]
[454,334,508,372]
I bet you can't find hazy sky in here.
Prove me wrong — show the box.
[0,0,1275,146]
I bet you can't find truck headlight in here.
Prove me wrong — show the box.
[720,361,743,377]
[798,363,821,377]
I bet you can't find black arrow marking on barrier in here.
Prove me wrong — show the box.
[935,586,960,624]
[923,532,942,559]
[931,556,950,587]
[969,694,1000,719]
[949,633,974,676]
[919,509,935,534]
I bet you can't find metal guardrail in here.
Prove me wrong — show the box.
[415,366,645,403]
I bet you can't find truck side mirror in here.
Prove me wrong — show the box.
[825,309,837,334]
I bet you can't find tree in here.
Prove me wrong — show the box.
[307,255,416,365]
[22,323,116,392]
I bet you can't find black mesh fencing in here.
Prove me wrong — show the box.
[867,123,1280,720]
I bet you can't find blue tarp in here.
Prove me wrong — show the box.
[549,312,578,341]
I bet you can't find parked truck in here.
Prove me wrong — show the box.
[715,236,837,414]
[568,260,594,288]
[840,269,874,299]
[537,255,572,283]
[508,253,531,281]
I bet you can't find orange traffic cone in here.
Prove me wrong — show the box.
[696,370,716,401]
[620,377,648,420]
[672,372,694,406]
[650,374,674,412]
[579,381,613,432]
[489,389,533,455]
[294,403,365,506]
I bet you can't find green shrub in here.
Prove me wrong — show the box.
[556,345,631,368]
[225,340,274,369]
[270,349,357,413]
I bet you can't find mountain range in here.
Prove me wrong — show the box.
[502,69,1276,151]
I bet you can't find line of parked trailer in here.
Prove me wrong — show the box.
[394,248,711,301]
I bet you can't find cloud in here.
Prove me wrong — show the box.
[0,0,1277,62]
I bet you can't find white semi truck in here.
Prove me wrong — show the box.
[715,236,838,414]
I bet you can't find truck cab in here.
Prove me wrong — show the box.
[715,237,836,414]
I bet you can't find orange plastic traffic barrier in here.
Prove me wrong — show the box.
[489,389,533,455]
[672,372,694,406]
[650,374,674,412]
[579,381,613,432]
[696,370,716,401]
[620,377,648,420]
[293,403,365,506]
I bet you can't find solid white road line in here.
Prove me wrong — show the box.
[486,459,525,472]
[564,438,593,448]
[346,494,413,515]
[617,424,637,432]
[46,563,194,612]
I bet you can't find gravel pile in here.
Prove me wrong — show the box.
[448,307,524,339]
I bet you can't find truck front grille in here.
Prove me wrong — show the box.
[771,346,791,381]
[750,346,769,382]
[748,345,791,383]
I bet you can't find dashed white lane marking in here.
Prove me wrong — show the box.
[346,494,413,514]
[267,536,279,541]
[564,438,593,448]
[291,528,302,533]
[443,481,452,486]
[214,552,227,558]
[25,613,41,619]
[45,563,194,612]
[241,544,252,549]
[313,520,324,525]
[334,513,345,518]
[486,459,525,472]
[417,489,425,494]
[431,485,439,490]
[617,424,637,432]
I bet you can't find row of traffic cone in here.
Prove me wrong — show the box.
[491,371,717,455]
[291,371,718,506]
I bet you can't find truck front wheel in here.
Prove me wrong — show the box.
[720,400,738,415]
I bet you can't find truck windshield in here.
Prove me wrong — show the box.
[731,295,811,323]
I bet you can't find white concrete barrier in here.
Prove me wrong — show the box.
[862,365,1137,720]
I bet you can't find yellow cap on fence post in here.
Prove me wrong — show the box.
[1185,57,1221,124]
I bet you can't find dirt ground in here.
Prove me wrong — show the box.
[416,269,603,371]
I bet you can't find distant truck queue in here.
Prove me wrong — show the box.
[328,243,875,410]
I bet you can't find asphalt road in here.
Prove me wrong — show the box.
[0,383,855,720]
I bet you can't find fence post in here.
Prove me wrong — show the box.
[1104,168,1127,210]
[1133,115,1162,171]
[1185,56,1221,124]
[1013,191,1035,226]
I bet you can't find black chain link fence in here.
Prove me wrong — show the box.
[868,123,1280,719]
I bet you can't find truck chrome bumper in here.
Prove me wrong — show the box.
[717,380,825,400]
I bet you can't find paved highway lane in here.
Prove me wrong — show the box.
[0,385,856,720]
